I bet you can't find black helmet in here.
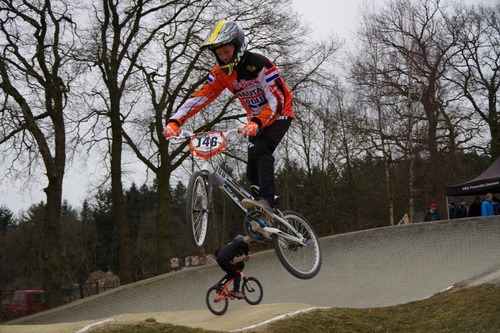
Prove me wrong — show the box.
[232,234,245,243]
[201,20,248,75]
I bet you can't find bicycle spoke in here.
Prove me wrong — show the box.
[186,172,209,247]
[272,211,322,279]
[243,277,263,305]
[206,286,228,315]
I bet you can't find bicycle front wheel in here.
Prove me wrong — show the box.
[206,286,229,315]
[242,277,263,305]
[272,211,322,279]
[186,171,209,248]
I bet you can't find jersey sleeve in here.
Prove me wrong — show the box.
[168,67,226,126]
[250,63,288,127]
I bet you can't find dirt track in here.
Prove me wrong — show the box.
[2,217,500,332]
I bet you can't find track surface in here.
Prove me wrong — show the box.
[3,217,500,332]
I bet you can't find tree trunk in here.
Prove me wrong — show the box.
[42,174,64,308]
[110,102,134,284]
[41,95,66,307]
[155,166,171,275]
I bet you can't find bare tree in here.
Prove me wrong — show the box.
[0,0,80,307]
[349,0,474,215]
[351,7,420,224]
[271,34,342,221]
[447,3,500,159]
[77,0,213,282]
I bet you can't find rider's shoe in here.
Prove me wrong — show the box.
[242,198,273,221]
[250,185,260,199]
[231,290,245,299]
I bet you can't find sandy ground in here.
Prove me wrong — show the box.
[1,303,318,333]
[2,217,500,333]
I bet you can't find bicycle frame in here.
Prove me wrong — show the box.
[215,270,245,301]
[214,279,234,302]
[173,129,311,245]
[206,269,263,315]
[205,159,253,215]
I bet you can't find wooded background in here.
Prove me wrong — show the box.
[0,0,498,308]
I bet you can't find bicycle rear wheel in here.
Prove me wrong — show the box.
[186,171,209,248]
[242,277,263,305]
[272,211,322,279]
[206,286,229,315]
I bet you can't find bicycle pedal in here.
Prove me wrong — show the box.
[247,206,264,215]
[250,208,274,222]
[249,220,260,231]
[242,199,273,221]
[250,219,270,229]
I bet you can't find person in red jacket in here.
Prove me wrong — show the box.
[164,20,295,220]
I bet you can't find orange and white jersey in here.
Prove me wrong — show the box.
[169,52,294,128]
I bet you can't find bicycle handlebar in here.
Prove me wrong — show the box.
[166,127,242,140]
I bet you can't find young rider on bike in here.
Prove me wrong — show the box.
[163,20,295,219]
[215,236,251,299]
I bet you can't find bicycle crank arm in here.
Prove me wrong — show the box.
[262,227,310,246]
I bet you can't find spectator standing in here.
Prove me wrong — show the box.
[481,193,495,216]
[468,196,482,217]
[493,196,500,215]
[448,201,457,219]
[424,203,440,222]
[455,198,468,218]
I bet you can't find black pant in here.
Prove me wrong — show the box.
[217,260,245,292]
[247,117,292,205]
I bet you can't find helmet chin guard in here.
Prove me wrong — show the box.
[219,57,239,76]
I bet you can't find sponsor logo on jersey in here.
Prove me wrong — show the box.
[235,86,267,111]
[245,95,268,110]
[237,87,263,97]
[231,79,259,91]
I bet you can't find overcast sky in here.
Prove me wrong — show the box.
[2,0,499,215]
[292,0,499,41]
[292,0,368,40]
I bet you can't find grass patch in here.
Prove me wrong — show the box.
[89,284,500,333]
[250,284,500,333]
[88,320,220,333]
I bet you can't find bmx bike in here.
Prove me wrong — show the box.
[168,128,322,279]
[206,269,263,315]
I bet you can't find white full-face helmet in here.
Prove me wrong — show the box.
[201,20,248,75]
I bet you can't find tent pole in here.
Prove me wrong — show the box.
[446,196,450,219]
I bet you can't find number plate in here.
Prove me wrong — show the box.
[189,131,227,159]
